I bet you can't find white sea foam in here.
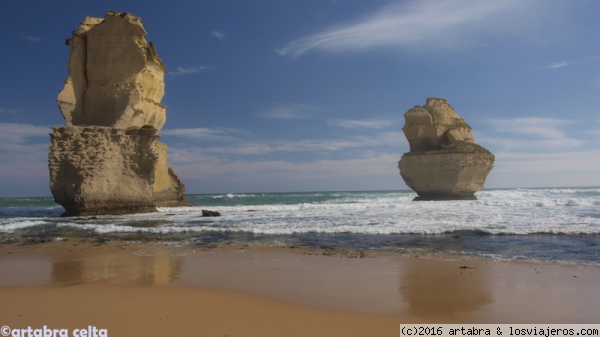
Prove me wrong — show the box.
[0,220,47,233]
[56,223,210,234]
[2,189,600,236]
[116,189,600,235]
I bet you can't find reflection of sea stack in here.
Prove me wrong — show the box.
[48,12,188,216]
[399,259,493,319]
[398,98,494,200]
[51,248,182,285]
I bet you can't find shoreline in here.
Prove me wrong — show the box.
[3,188,600,268]
[1,239,599,335]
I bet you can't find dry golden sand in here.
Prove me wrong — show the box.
[0,240,599,337]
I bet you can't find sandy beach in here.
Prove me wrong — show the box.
[1,240,599,337]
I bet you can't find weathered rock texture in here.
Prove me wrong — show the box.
[398,98,494,200]
[49,12,188,216]
[57,12,167,131]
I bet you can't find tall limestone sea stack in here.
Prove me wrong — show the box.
[49,12,188,216]
[398,98,494,200]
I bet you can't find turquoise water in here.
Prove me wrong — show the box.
[1,188,599,265]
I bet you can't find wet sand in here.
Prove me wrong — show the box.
[0,240,599,336]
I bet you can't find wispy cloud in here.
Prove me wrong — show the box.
[0,123,51,164]
[165,128,404,158]
[161,127,251,142]
[488,117,573,138]
[256,133,401,153]
[19,35,42,43]
[277,0,550,57]
[545,61,570,69]
[176,153,400,180]
[583,128,600,142]
[0,107,18,115]
[162,128,229,141]
[0,123,50,186]
[494,150,600,173]
[328,118,396,129]
[543,56,600,71]
[211,30,227,41]
[170,152,404,193]
[135,117,404,193]
[0,123,49,143]
[167,66,214,77]
[476,116,599,187]
[482,117,583,150]
[259,103,317,120]
[486,150,600,188]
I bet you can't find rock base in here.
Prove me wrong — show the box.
[49,126,188,216]
[398,146,494,201]
[412,193,477,201]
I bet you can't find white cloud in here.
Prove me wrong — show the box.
[476,117,600,187]
[328,118,396,129]
[0,123,50,187]
[482,117,583,150]
[163,126,405,159]
[259,103,316,119]
[583,128,600,142]
[187,154,400,179]
[494,151,600,173]
[211,30,227,41]
[493,117,572,139]
[169,152,405,193]
[0,123,49,143]
[19,35,42,43]
[0,142,48,164]
[486,150,600,188]
[162,127,235,142]
[545,61,570,69]
[167,66,214,77]
[0,107,18,115]
[277,0,551,57]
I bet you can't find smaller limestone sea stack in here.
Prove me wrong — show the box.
[398,98,494,200]
[49,12,188,216]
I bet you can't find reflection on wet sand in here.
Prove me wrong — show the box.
[52,248,182,285]
[2,243,600,323]
[399,259,492,320]
[0,257,52,287]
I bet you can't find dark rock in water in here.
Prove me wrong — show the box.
[202,210,221,217]
[398,98,494,201]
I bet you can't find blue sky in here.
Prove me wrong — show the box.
[1,0,600,197]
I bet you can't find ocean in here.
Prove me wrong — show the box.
[1,188,599,266]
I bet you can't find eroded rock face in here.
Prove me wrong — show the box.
[57,12,167,131]
[403,98,475,152]
[398,98,494,200]
[153,142,187,207]
[50,12,188,216]
[49,127,159,216]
